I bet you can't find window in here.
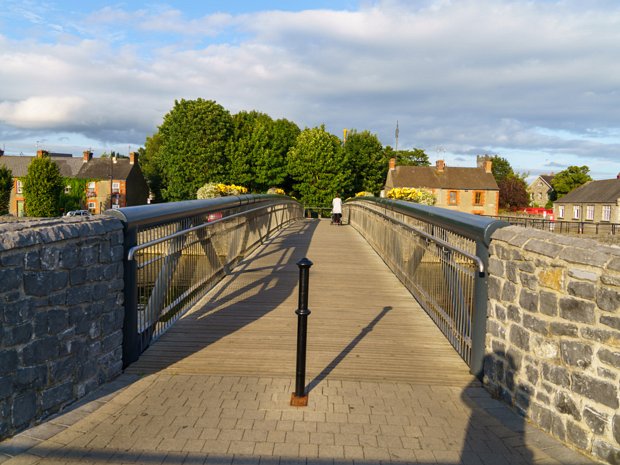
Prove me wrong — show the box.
[586,205,594,221]
[473,191,484,206]
[64,185,71,194]
[603,205,611,222]
[87,202,96,213]
[16,180,23,194]
[112,182,120,193]
[573,206,581,220]
[558,206,565,218]
[87,182,96,189]
[448,191,458,205]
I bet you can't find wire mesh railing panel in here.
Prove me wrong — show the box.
[344,199,506,371]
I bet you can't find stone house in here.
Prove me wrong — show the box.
[528,174,555,207]
[384,157,500,215]
[0,149,149,216]
[553,176,620,223]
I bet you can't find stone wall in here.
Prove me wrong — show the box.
[0,217,125,440]
[486,226,620,464]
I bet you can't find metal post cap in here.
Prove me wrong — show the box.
[296,258,313,268]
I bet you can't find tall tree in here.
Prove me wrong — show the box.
[383,146,430,167]
[287,125,351,207]
[23,155,64,217]
[0,165,13,215]
[487,155,514,183]
[260,118,300,192]
[141,134,163,202]
[498,175,529,210]
[551,165,592,199]
[156,99,233,201]
[344,130,385,195]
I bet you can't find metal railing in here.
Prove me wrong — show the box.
[492,215,619,236]
[106,195,303,367]
[344,197,508,377]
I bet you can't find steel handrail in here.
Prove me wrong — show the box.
[126,203,284,261]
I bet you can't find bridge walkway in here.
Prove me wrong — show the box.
[0,219,592,464]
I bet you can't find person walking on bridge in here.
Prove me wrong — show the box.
[331,194,342,225]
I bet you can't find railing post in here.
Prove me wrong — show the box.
[291,257,313,406]
[122,227,140,368]
[470,240,489,378]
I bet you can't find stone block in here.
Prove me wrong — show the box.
[79,245,98,266]
[23,271,68,296]
[509,325,530,351]
[505,262,518,283]
[567,280,596,300]
[539,291,558,316]
[50,356,77,383]
[523,314,548,335]
[538,267,564,291]
[59,245,79,269]
[568,268,599,282]
[597,286,620,313]
[560,340,593,368]
[524,239,563,258]
[613,414,620,446]
[566,421,589,450]
[519,271,538,290]
[519,289,538,312]
[571,373,619,409]
[0,268,21,293]
[601,315,620,331]
[487,320,505,339]
[0,253,22,266]
[42,382,73,411]
[11,392,36,428]
[494,303,507,321]
[69,268,87,285]
[598,366,616,380]
[66,286,93,305]
[24,251,40,270]
[525,365,539,385]
[555,391,580,420]
[560,247,608,267]
[580,327,620,345]
[501,281,517,301]
[602,274,620,286]
[550,322,578,337]
[0,376,12,400]
[598,348,620,369]
[583,407,608,435]
[559,297,595,324]
[507,304,521,323]
[592,439,620,465]
[0,350,18,375]
[542,364,569,386]
[533,341,559,361]
[41,248,61,270]
[4,323,33,345]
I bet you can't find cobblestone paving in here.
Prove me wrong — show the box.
[0,373,594,465]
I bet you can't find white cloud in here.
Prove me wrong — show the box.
[0,96,88,128]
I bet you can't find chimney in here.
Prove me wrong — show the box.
[36,150,49,158]
[82,150,93,162]
[484,160,493,174]
[130,151,138,165]
[389,157,396,171]
[436,160,445,173]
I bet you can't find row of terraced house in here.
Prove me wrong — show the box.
[0,149,149,216]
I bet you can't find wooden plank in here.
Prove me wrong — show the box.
[127,219,477,387]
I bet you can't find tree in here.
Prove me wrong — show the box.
[141,133,164,202]
[23,155,64,217]
[343,130,386,195]
[551,166,592,199]
[155,99,233,201]
[383,146,430,167]
[287,125,351,207]
[0,165,12,215]
[498,174,529,210]
[487,155,514,183]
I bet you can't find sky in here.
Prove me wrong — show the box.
[1,0,620,181]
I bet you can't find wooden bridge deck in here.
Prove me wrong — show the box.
[127,219,476,387]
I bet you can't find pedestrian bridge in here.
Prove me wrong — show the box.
[0,196,599,464]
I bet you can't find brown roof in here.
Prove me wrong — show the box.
[0,155,135,180]
[555,179,620,204]
[540,175,555,186]
[385,165,499,190]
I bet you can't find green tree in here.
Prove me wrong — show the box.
[23,155,64,217]
[0,165,13,215]
[498,174,529,210]
[261,118,300,192]
[487,155,514,183]
[287,125,351,207]
[383,146,430,167]
[343,130,385,195]
[141,133,163,202]
[551,165,592,199]
[156,99,233,201]
[59,178,91,214]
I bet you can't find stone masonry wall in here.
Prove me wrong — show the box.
[0,217,125,440]
[486,226,620,464]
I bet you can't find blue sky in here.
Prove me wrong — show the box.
[1,0,620,181]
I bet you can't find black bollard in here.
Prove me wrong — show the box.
[291,257,313,406]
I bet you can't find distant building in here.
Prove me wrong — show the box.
[528,174,555,207]
[0,149,149,216]
[384,156,499,215]
[553,175,620,223]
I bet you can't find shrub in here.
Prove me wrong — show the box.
[386,187,435,205]
[197,182,248,199]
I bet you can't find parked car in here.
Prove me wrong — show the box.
[65,210,91,217]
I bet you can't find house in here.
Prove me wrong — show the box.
[384,156,500,215]
[0,149,149,216]
[528,174,555,207]
[553,175,620,223]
